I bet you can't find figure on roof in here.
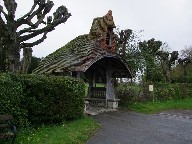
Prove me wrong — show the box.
[88,10,116,40]
[88,10,116,53]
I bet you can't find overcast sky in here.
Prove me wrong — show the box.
[14,0,192,58]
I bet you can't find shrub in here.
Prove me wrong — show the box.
[116,84,140,106]
[146,82,192,101]
[0,74,85,128]
[20,75,85,125]
[116,82,192,106]
[0,73,28,128]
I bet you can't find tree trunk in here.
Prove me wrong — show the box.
[5,15,21,73]
[3,42,20,73]
[21,48,32,73]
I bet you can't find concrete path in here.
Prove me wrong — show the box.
[86,110,192,144]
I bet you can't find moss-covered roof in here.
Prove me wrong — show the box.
[33,10,132,77]
[33,34,131,76]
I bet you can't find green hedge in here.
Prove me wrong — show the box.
[20,75,85,125]
[116,84,141,106]
[116,82,192,106]
[153,82,192,101]
[0,73,28,128]
[0,74,85,128]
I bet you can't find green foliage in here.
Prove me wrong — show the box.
[0,73,85,128]
[172,63,192,83]
[117,82,192,107]
[0,73,28,128]
[153,83,192,101]
[115,28,143,77]
[116,84,141,106]
[16,116,100,144]
[20,74,85,125]
[139,38,162,82]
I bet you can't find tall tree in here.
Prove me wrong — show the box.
[171,46,192,83]
[115,28,143,79]
[139,38,162,82]
[176,46,192,82]
[157,50,178,83]
[0,0,71,73]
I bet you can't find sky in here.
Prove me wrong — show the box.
[14,0,192,58]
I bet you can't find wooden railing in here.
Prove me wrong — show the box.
[91,87,106,99]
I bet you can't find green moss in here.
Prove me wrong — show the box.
[46,34,89,58]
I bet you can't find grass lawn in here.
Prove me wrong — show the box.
[16,116,100,144]
[125,98,192,114]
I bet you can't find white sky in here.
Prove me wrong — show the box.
[14,0,192,58]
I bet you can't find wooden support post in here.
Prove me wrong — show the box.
[106,66,115,100]
[93,72,96,87]
[87,72,93,98]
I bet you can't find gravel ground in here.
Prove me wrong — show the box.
[86,110,192,144]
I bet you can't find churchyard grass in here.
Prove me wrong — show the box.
[16,116,100,144]
[125,98,192,114]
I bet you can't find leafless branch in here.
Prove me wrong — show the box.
[3,0,17,19]
[0,5,8,20]
[16,1,37,23]
[19,13,71,42]
[20,31,48,48]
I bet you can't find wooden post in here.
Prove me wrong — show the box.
[87,72,93,98]
[93,72,96,87]
[106,66,115,100]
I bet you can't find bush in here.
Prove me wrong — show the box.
[153,82,176,101]
[116,84,140,106]
[0,73,28,128]
[116,82,192,106]
[0,74,85,128]
[20,75,85,125]
[144,82,192,101]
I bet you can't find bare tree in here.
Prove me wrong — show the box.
[0,0,71,73]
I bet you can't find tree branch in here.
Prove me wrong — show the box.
[20,32,48,48]
[3,0,17,19]
[0,12,8,37]
[16,0,46,28]
[19,12,71,42]
[16,1,37,25]
[0,5,8,20]
[16,0,54,36]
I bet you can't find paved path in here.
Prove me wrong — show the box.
[87,110,192,144]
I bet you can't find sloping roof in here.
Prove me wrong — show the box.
[33,10,132,78]
[33,34,131,76]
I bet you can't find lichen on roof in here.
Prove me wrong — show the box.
[33,10,128,75]
[34,34,94,73]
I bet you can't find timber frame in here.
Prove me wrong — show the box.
[34,10,132,108]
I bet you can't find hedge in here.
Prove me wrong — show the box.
[0,73,28,128]
[20,74,85,125]
[116,84,141,106]
[153,82,192,101]
[0,73,85,128]
[116,82,192,106]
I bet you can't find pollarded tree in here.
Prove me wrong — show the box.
[0,0,71,73]
[115,28,143,79]
[139,38,162,82]
[176,46,192,82]
[157,50,179,83]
